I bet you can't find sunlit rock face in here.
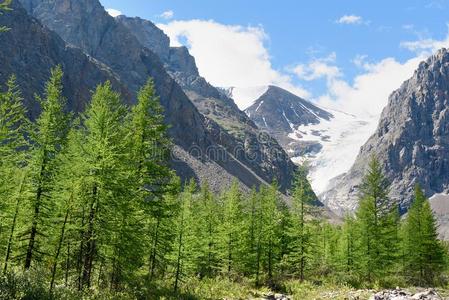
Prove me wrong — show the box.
[323,49,449,215]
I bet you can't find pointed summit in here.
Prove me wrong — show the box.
[246,85,332,133]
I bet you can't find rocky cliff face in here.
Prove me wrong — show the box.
[115,15,170,62]
[116,14,297,190]
[9,0,296,190]
[0,0,131,118]
[322,49,449,214]
[18,0,206,150]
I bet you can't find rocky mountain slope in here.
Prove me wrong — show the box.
[116,15,296,190]
[5,0,296,191]
[429,194,449,240]
[322,49,449,215]
[0,0,131,118]
[245,85,333,157]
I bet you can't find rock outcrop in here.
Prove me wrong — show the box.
[323,49,449,214]
[0,0,131,118]
[370,288,442,300]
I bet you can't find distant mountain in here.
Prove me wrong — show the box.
[9,0,297,191]
[245,85,333,157]
[322,48,449,215]
[244,85,379,195]
[246,85,333,132]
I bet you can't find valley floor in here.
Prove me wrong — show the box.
[1,271,449,299]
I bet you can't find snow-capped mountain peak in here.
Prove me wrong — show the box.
[244,85,379,195]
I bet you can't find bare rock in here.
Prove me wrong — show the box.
[323,48,449,216]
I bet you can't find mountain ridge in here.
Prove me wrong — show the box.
[10,0,297,191]
[116,14,297,191]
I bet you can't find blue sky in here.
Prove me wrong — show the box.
[100,0,449,113]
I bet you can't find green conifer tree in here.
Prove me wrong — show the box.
[402,185,446,285]
[191,182,220,278]
[218,180,244,277]
[285,165,314,281]
[74,81,129,288]
[260,182,281,284]
[127,78,178,282]
[171,180,196,293]
[23,66,69,270]
[0,76,29,269]
[355,156,399,284]
[0,0,11,33]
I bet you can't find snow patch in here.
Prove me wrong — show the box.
[282,110,296,131]
[290,109,379,194]
[262,116,268,128]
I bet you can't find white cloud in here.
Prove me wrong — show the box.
[158,19,309,109]
[316,56,424,118]
[400,25,449,55]
[352,54,368,68]
[297,54,425,193]
[291,52,342,82]
[336,15,363,25]
[106,8,122,18]
[157,16,449,193]
[160,10,174,20]
[402,24,414,31]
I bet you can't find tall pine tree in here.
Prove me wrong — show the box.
[0,75,29,273]
[355,156,399,283]
[402,185,446,285]
[23,66,69,270]
[286,165,314,282]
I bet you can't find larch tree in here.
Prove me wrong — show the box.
[286,165,314,282]
[23,66,69,270]
[0,76,29,273]
[127,78,178,281]
[338,215,358,275]
[218,180,244,277]
[191,182,220,278]
[402,185,446,285]
[243,188,262,282]
[74,81,129,288]
[171,180,196,293]
[260,182,281,284]
[355,156,399,283]
[0,0,11,33]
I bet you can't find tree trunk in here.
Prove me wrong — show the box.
[82,185,98,289]
[149,217,161,280]
[25,156,47,270]
[65,242,70,286]
[50,207,70,293]
[4,173,25,273]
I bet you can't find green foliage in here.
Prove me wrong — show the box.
[0,71,448,299]
[0,0,11,33]
[191,183,220,278]
[217,180,245,276]
[22,66,69,270]
[169,180,197,292]
[401,185,446,286]
[284,166,314,281]
[354,156,400,283]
